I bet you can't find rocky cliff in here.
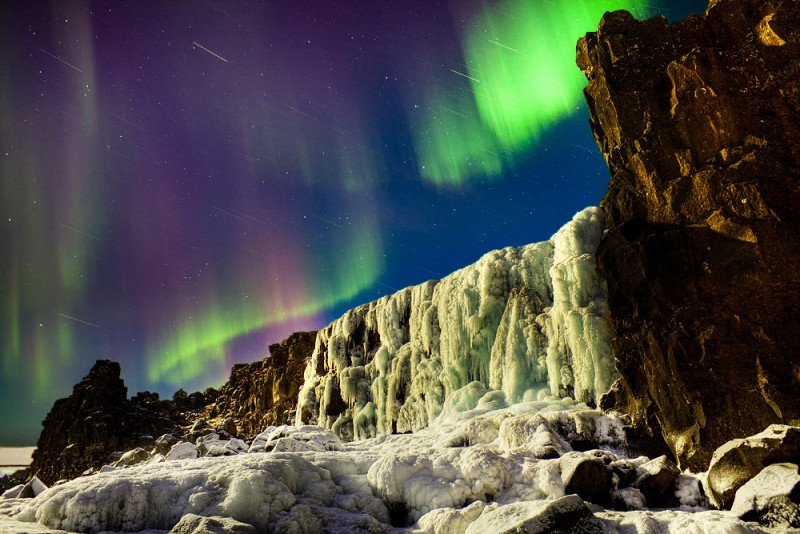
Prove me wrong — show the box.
[296,208,617,441]
[3,333,316,490]
[578,0,800,470]
[204,331,317,436]
[22,361,185,485]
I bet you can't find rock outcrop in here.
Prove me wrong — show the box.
[578,0,800,470]
[203,332,316,436]
[296,208,617,442]
[23,360,185,485]
[2,332,316,491]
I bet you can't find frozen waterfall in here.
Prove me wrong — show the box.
[296,207,616,441]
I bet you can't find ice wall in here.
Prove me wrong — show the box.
[296,207,615,441]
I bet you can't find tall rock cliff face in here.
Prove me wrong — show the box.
[578,0,800,470]
[205,331,317,436]
[296,208,617,441]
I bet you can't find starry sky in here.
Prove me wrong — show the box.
[0,0,706,445]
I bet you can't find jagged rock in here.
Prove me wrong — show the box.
[113,447,150,467]
[216,418,238,438]
[186,419,215,444]
[731,463,800,528]
[705,424,800,509]
[560,452,612,504]
[21,360,184,485]
[169,514,256,533]
[17,476,47,499]
[1,484,24,499]
[633,455,680,506]
[464,495,607,534]
[203,332,317,437]
[153,434,180,455]
[579,0,800,471]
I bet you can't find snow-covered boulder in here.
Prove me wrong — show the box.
[731,463,800,528]
[167,442,198,461]
[560,452,612,504]
[169,513,256,533]
[464,495,607,534]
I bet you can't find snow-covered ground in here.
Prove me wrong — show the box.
[0,399,768,533]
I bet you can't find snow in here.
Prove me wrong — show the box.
[296,208,617,443]
[0,399,767,534]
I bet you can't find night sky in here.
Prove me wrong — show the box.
[0,0,706,445]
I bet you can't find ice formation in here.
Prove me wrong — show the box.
[296,207,617,441]
[0,400,765,533]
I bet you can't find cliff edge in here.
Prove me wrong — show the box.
[578,0,800,470]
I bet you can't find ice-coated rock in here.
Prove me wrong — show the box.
[415,501,486,534]
[169,513,256,533]
[705,424,800,509]
[166,442,198,461]
[731,463,800,528]
[1,484,24,499]
[464,495,607,534]
[297,208,616,442]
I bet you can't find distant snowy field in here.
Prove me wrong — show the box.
[0,447,34,477]
[0,399,765,533]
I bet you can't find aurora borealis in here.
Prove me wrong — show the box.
[0,0,706,444]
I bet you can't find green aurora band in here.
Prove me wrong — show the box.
[415,0,649,186]
[147,221,383,386]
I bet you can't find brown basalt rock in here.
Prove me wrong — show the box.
[578,0,800,470]
[21,360,183,486]
[705,424,800,509]
[203,331,317,437]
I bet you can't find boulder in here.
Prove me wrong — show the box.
[731,463,800,528]
[166,442,198,461]
[633,455,680,506]
[464,495,607,534]
[153,434,180,455]
[216,418,238,438]
[114,447,150,467]
[169,513,256,533]
[610,487,646,511]
[560,452,612,504]
[705,425,800,509]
